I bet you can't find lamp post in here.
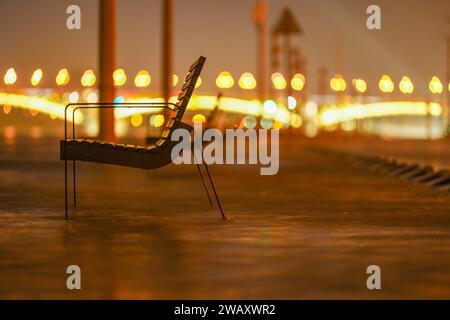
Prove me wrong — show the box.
[162,0,173,105]
[99,0,116,142]
[252,0,267,100]
[446,16,450,136]
[446,33,450,136]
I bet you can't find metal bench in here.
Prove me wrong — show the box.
[61,56,225,220]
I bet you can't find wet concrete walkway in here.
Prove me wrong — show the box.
[1,137,450,299]
[316,133,450,170]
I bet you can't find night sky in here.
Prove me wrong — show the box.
[0,0,449,96]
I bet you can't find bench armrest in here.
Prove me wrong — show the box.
[64,102,179,142]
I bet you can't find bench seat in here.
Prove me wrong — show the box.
[61,139,172,169]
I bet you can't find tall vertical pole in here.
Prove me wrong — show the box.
[335,33,343,75]
[284,35,292,97]
[446,34,450,130]
[317,66,328,107]
[270,33,281,97]
[317,67,328,96]
[254,0,267,100]
[294,48,307,103]
[335,33,344,104]
[162,0,173,104]
[99,0,116,142]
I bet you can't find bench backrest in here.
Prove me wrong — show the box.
[156,56,206,147]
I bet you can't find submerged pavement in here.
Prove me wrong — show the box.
[1,135,450,299]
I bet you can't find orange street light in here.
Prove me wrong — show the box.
[330,74,347,92]
[56,68,70,86]
[134,70,151,88]
[291,73,305,91]
[428,76,443,94]
[399,76,414,94]
[216,71,234,89]
[113,69,127,87]
[238,72,257,90]
[271,72,287,90]
[4,68,18,85]
[379,75,394,93]
[31,69,43,86]
[81,69,96,87]
[352,78,367,94]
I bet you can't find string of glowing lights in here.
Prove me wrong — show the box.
[3,67,449,94]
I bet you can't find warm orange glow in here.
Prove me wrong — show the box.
[31,69,43,86]
[3,104,12,115]
[151,114,165,127]
[271,72,287,90]
[379,75,394,93]
[428,76,443,94]
[291,73,305,91]
[4,68,17,85]
[113,69,127,87]
[173,74,179,87]
[134,70,151,88]
[399,76,414,94]
[216,71,234,89]
[238,72,257,90]
[290,114,303,128]
[130,114,143,127]
[429,103,442,116]
[192,113,206,122]
[330,74,347,92]
[4,126,16,139]
[352,79,367,93]
[81,69,96,87]
[86,92,98,103]
[56,68,70,86]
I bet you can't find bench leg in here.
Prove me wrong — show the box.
[203,163,225,220]
[65,159,68,219]
[73,160,77,208]
[196,164,213,207]
[64,159,77,219]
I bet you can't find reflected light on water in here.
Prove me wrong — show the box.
[3,104,12,115]
[4,126,16,139]
[30,126,42,139]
